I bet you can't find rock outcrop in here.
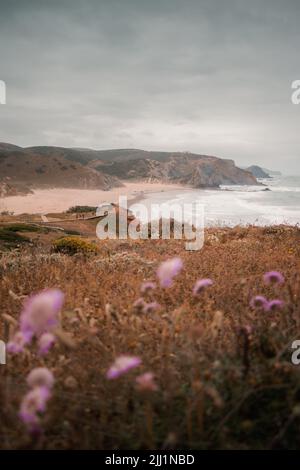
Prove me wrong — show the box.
[0,178,33,198]
[100,153,258,187]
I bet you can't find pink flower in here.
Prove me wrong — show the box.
[20,367,54,433]
[250,295,268,310]
[19,386,51,431]
[141,281,156,294]
[20,289,64,337]
[266,299,285,311]
[135,372,158,392]
[38,333,56,356]
[133,298,146,310]
[157,258,183,288]
[263,271,284,285]
[143,302,161,314]
[193,278,213,296]
[27,367,55,390]
[106,355,141,379]
[7,331,32,354]
[19,409,40,431]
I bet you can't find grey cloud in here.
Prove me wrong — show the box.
[0,0,299,173]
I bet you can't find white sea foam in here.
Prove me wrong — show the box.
[138,176,300,227]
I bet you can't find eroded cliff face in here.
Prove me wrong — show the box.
[0,144,258,190]
[0,178,33,198]
[100,153,258,187]
[0,145,122,191]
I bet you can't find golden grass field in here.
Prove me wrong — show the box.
[0,220,300,449]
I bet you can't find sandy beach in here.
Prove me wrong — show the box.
[0,182,183,215]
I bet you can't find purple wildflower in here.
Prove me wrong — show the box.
[19,386,51,431]
[266,299,285,312]
[26,367,55,390]
[263,271,284,285]
[135,372,158,392]
[193,278,213,296]
[38,333,56,356]
[250,295,268,310]
[19,412,40,432]
[141,281,156,294]
[133,298,146,311]
[157,257,183,288]
[20,289,64,338]
[7,331,32,354]
[106,355,141,379]
[143,302,161,314]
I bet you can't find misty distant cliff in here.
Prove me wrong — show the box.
[246,165,270,179]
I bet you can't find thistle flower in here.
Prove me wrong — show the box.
[38,333,56,356]
[267,299,285,311]
[263,271,284,285]
[20,289,64,338]
[7,331,32,354]
[193,278,213,296]
[157,258,183,288]
[143,302,161,314]
[106,355,141,379]
[135,372,158,392]
[141,281,156,294]
[19,408,40,431]
[26,367,55,390]
[133,297,146,312]
[19,386,51,431]
[20,367,54,434]
[250,295,268,310]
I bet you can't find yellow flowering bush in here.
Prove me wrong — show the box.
[52,236,99,255]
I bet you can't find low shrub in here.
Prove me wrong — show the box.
[0,228,29,248]
[66,205,97,214]
[64,229,81,236]
[52,236,99,255]
[3,223,46,233]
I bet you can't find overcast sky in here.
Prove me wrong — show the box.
[0,0,299,173]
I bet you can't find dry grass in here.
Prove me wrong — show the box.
[0,225,300,449]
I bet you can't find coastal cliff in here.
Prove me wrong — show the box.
[93,151,258,187]
[0,143,257,192]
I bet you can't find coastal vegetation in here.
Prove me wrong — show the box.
[0,223,299,449]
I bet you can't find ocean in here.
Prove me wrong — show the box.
[135,175,300,227]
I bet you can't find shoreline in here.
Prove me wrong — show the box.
[1,180,299,227]
[0,181,185,215]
